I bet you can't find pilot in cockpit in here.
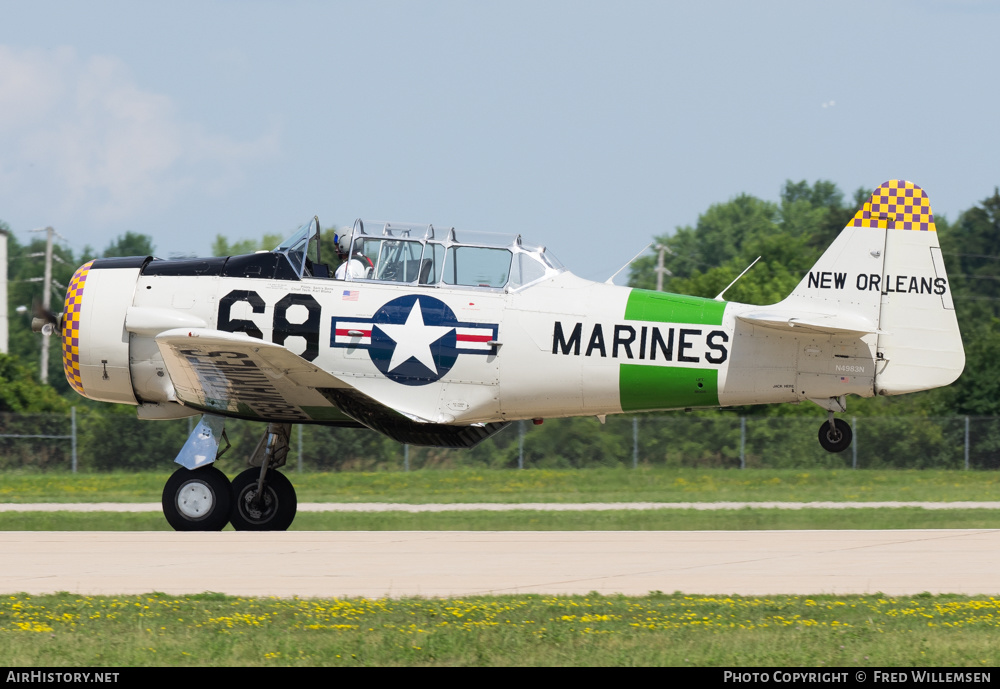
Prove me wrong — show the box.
[334,231,373,279]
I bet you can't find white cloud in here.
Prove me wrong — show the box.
[0,46,278,225]
[0,46,70,129]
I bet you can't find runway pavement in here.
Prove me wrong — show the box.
[4,529,999,598]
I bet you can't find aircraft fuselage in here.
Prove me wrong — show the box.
[67,262,879,428]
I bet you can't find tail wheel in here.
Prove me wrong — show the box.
[818,418,853,453]
[162,466,232,531]
[229,468,297,531]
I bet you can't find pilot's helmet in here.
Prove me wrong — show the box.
[335,231,353,257]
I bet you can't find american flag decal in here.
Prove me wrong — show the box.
[342,290,359,301]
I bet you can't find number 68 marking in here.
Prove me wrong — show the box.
[217,289,321,362]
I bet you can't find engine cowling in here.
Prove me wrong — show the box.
[62,258,144,405]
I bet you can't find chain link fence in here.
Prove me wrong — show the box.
[2,410,999,472]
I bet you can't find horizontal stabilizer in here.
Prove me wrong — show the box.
[737,310,878,336]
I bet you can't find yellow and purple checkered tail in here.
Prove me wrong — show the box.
[850,179,935,232]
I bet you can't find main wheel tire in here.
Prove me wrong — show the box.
[818,418,853,453]
[229,468,297,531]
[162,466,232,531]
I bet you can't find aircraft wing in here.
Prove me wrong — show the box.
[154,328,508,447]
[154,328,359,424]
[736,310,878,336]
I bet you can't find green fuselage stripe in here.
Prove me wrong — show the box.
[620,365,719,411]
[620,290,725,411]
[623,288,726,325]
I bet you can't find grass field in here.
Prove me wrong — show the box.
[3,507,1000,531]
[3,467,1000,503]
[3,591,998,667]
[4,467,999,531]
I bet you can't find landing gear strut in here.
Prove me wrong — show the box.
[229,422,298,531]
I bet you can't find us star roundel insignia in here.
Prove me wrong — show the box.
[330,295,499,386]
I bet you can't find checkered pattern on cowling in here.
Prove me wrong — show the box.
[61,261,93,395]
[850,179,936,231]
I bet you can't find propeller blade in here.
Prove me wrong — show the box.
[30,299,61,334]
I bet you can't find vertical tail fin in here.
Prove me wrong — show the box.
[780,180,964,395]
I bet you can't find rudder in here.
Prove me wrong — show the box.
[860,180,964,394]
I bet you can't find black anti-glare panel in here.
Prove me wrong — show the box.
[91,256,155,270]
[222,253,281,278]
[141,257,227,276]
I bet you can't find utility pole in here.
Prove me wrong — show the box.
[654,244,672,292]
[29,226,60,384]
[0,228,7,354]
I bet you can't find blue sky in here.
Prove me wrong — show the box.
[1,0,998,281]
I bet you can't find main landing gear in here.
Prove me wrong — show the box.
[229,423,297,531]
[160,418,298,531]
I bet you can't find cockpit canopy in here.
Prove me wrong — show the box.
[273,218,319,277]
[276,217,565,290]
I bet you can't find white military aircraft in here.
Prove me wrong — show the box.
[47,180,964,531]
